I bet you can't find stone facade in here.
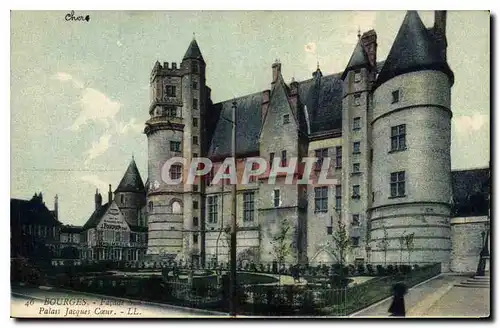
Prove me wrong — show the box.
[143,11,489,272]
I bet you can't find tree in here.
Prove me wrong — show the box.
[270,219,292,284]
[330,216,351,268]
[404,233,415,265]
[398,233,406,265]
[376,227,389,266]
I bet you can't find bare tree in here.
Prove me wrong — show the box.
[376,226,389,266]
[404,233,415,266]
[270,219,292,284]
[330,216,351,268]
[398,233,406,265]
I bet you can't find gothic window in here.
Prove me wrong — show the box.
[270,152,275,169]
[352,214,360,226]
[314,186,328,213]
[392,90,400,104]
[335,146,342,168]
[315,148,329,170]
[165,85,176,97]
[353,141,361,154]
[283,114,290,124]
[353,117,361,130]
[207,196,218,224]
[193,99,198,110]
[281,150,287,166]
[193,200,199,210]
[390,171,406,197]
[391,124,406,152]
[274,189,281,207]
[193,234,199,244]
[166,106,177,117]
[354,70,361,83]
[353,163,360,173]
[193,117,198,127]
[170,141,181,152]
[335,185,342,210]
[243,192,255,222]
[352,185,360,199]
[354,93,361,106]
[172,200,182,214]
[192,62,199,73]
[170,165,182,180]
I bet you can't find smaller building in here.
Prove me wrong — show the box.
[58,225,84,260]
[10,193,62,263]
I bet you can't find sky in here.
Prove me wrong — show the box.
[10,10,490,226]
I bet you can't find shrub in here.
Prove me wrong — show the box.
[376,265,385,276]
[399,265,411,275]
[366,264,375,275]
[386,265,395,275]
[348,264,356,276]
[357,264,365,275]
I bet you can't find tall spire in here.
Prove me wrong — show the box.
[183,38,204,62]
[376,11,453,87]
[357,27,361,39]
[115,157,145,193]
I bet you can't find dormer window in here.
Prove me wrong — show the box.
[354,93,361,106]
[283,114,290,124]
[392,90,400,104]
[354,70,361,83]
[165,85,176,97]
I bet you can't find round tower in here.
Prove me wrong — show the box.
[114,157,146,227]
[368,11,454,271]
[145,38,207,264]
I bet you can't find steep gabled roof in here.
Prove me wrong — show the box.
[341,39,370,79]
[376,11,454,88]
[183,39,204,62]
[115,158,145,193]
[10,198,61,226]
[83,202,111,230]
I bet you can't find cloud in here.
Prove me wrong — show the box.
[70,88,121,131]
[304,42,316,54]
[53,72,84,89]
[454,113,489,133]
[80,174,109,192]
[84,134,112,163]
[115,118,144,135]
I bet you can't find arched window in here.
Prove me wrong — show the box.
[148,201,153,212]
[172,200,182,214]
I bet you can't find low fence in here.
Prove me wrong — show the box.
[15,260,442,316]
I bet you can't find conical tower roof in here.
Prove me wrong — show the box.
[183,38,204,62]
[341,39,370,79]
[376,11,453,87]
[115,158,145,193]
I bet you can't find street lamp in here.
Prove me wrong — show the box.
[229,101,237,316]
[215,101,238,315]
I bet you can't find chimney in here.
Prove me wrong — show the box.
[289,78,300,109]
[361,30,378,68]
[95,189,102,210]
[434,11,448,60]
[108,184,113,204]
[54,194,59,220]
[272,60,281,84]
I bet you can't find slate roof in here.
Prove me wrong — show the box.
[376,11,454,88]
[208,92,263,158]
[183,39,204,62]
[115,158,145,193]
[341,39,370,79]
[60,225,84,233]
[451,168,490,218]
[82,202,111,230]
[11,198,61,226]
[207,61,386,157]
